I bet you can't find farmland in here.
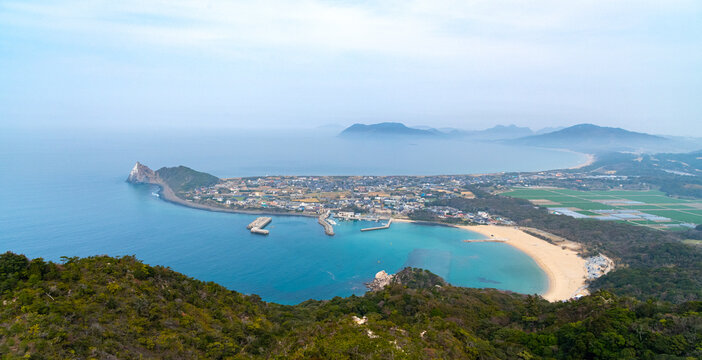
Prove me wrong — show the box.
[502,188,702,230]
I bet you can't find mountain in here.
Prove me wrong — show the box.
[479,124,533,139]
[2,252,701,359]
[338,122,441,138]
[512,123,670,152]
[534,126,565,135]
[454,124,534,140]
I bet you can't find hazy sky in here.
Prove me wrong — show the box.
[1,0,701,135]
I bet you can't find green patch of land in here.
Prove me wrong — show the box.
[502,187,702,229]
[641,210,702,224]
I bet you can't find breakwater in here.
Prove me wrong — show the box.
[248,217,272,235]
[318,211,335,236]
[462,238,507,243]
[360,218,393,232]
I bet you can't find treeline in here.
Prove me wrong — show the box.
[430,191,702,303]
[1,253,701,359]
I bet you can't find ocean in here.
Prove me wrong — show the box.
[0,129,577,304]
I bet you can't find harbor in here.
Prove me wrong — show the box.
[247,217,272,235]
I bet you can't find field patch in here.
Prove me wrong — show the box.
[640,210,702,224]
[503,187,702,229]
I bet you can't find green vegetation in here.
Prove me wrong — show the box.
[2,252,701,359]
[640,210,702,224]
[155,166,220,192]
[502,187,702,228]
[432,190,702,304]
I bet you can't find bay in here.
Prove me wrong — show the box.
[0,129,566,304]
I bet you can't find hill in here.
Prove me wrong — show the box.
[155,166,220,192]
[512,123,669,152]
[1,252,701,359]
[338,122,441,138]
[126,163,220,194]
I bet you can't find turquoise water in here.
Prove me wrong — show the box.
[0,130,557,304]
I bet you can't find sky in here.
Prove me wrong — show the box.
[1,0,701,135]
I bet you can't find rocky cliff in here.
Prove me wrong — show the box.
[126,162,158,184]
[365,270,394,291]
[365,267,447,291]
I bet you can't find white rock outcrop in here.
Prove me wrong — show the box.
[365,270,395,291]
[127,162,158,184]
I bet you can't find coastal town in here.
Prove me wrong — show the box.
[177,174,513,225]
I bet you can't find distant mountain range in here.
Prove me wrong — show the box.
[338,122,533,139]
[338,122,568,141]
[338,122,687,153]
[511,123,670,152]
[338,122,441,137]
[450,124,534,140]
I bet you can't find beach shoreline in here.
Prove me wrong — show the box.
[460,225,587,301]
[569,152,596,169]
[394,219,588,301]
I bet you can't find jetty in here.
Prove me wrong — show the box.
[247,217,272,235]
[361,218,393,232]
[462,238,507,243]
[318,211,335,236]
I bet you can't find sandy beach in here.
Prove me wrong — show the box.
[394,219,588,301]
[457,224,587,301]
[569,153,596,169]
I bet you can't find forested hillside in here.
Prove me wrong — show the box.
[155,166,220,192]
[1,253,701,359]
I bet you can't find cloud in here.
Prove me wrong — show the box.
[2,0,698,62]
[1,0,700,134]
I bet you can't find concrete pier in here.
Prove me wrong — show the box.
[462,238,507,243]
[360,218,393,232]
[247,217,272,235]
[318,211,335,236]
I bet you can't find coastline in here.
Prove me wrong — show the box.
[459,225,587,301]
[148,180,589,301]
[394,219,587,301]
[568,152,596,169]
